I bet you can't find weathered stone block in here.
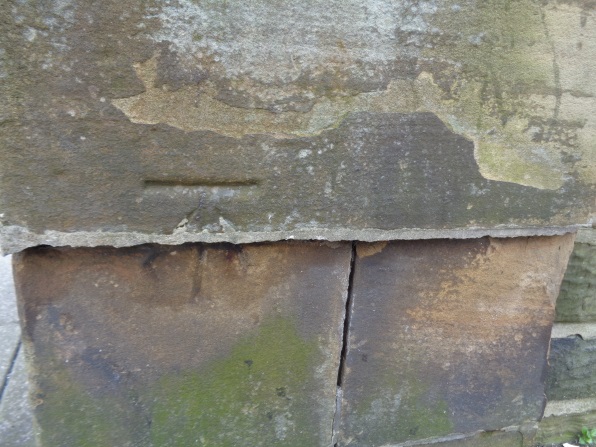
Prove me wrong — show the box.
[1,0,594,252]
[535,404,596,446]
[546,335,596,401]
[396,430,524,447]
[337,235,574,446]
[555,241,596,323]
[13,241,351,447]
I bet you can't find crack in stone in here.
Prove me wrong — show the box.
[332,241,357,446]
[0,339,21,404]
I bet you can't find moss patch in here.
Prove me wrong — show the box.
[35,369,148,447]
[32,317,324,447]
[149,317,320,447]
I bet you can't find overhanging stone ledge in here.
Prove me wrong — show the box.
[0,224,585,255]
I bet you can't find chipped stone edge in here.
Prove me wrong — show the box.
[543,398,596,418]
[0,224,584,255]
[375,425,524,446]
[576,227,596,245]
[551,323,596,341]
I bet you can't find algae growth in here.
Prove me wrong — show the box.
[34,369,148,447]
[33,318,325,446]
[149,318,321,447]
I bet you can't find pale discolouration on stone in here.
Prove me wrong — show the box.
[112,55,428,139]
[111,0,596,191]
[338,235,575,446]
[0,0,593,249]
[356,241,388,259]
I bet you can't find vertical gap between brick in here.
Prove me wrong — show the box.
[0,339,21,403]
[332,241,357,446]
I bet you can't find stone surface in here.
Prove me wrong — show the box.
[0,348,36,447]
[362,429,524,447]
[0,253,34,446]
[535,406,596,446]
[543,397,596,418]
[13,241,351,447]
[551,323,596,340]
[546,335,596,401]
[0,324,20,386]
[577,228,596,245]
[1,1,594,252]
[0,255,18,324]
[0,254,20,391]
[555,240,596,323]
[337,235,575,446]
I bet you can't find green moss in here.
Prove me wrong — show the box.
[33,318,322,447]
[149,318,320,447]
[35,370,146,447]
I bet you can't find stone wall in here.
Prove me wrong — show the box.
[0,0,594,253]
[536,228,596,446]
[1,1,594,446]
[14,235,575,446]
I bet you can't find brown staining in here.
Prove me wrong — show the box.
[404,236,575,333]
[14,241,352,383]
[340,235,576,443]
[356,241,388,258]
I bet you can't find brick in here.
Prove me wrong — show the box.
[337,236,574,446]
[13,242,351,447]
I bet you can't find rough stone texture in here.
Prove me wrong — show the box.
[0,254,20,388]
[0,348,36,447]
[0,324,19,386]
[535,406,596,446]
[555,239,596,323]
[578,228,596,245]
[337,235,575,447]
[546,335,596,401]
[543,397,596,418]
[365,429,524,447]
[551,323,596,340]
[13,241,351,447]
[1,1,594,252]
[0,253,34,446]
[0,255,18,323]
